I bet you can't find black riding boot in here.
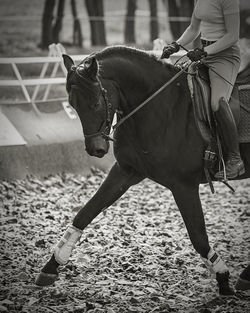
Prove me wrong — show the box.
[214,97,245,180]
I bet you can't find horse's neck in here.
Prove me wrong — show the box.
[100,54,176,113]
[100,54,191,144]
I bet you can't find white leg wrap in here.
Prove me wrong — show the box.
[53,225,82,265]
[201,248,228,274]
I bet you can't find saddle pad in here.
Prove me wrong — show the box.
[238,85,250,143]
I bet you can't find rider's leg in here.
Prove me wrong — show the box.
[214,97,245,179]
[208,61,245,179]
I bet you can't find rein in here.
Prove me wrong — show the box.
[84,83,114,141]
[71,67,114,141]
[71,61,190,141]
[113,63,190,131]
[70,50,233,141]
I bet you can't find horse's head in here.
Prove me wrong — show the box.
[63,54,115,158]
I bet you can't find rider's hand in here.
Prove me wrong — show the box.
[161,42,180,59]
[187,48,208,62]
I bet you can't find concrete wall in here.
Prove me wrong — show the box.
[0,100,115,180]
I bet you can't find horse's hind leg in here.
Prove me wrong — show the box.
[171,181,234,296]
[36,163,143,286]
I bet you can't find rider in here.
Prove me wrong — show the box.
[161,0,245,179]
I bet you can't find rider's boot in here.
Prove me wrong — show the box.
[214,97,245,180]
[35,225,82,286]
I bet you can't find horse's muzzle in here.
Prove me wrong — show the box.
[85,136,109,158]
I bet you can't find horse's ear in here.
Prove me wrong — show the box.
[62,54,75,72]
[84,57,99,78]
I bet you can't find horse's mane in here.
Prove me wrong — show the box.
[93,45,177,72]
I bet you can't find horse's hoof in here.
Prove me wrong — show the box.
[216,272,235,296]
[235,277,250,291]
[35,272,58,286]
[235,264,250,291]
[219,286,235,296]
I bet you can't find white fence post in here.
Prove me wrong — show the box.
[11,63,31,103]
[42,43,67,101]
[31,46,54,102]
[0,52,85,106]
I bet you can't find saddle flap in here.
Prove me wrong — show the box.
[188,63,247,143]
[187,63,213,144]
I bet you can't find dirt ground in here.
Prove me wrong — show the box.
[0,170,249,312]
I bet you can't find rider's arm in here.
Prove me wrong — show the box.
[204,12,240,55]
[176,12,201,47]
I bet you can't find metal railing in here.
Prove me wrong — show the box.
[0,43,185,108]
[0,44,86,106]
[0,11,191,22]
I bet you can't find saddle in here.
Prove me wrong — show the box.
[188,62,250,144]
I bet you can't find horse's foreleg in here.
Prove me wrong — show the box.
[171,182,234,296]
[35,163,143,286]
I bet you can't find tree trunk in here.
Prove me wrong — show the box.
[71,0,83,46]
[85,0,106,46]
[166,0,194,41]
[179,0,194,34]
[148,0,158,41]
[52,0,65,43]
[40,0,56,49]
[125,0,137,43]
[167,0,180,40]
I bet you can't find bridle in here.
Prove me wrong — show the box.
[70,65,114,141]
[69,58,190,140]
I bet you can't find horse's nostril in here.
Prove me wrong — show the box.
[96,149,105,155]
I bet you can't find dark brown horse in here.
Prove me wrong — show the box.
[36,46,250,295]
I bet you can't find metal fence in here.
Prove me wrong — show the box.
[0,43,186,108]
